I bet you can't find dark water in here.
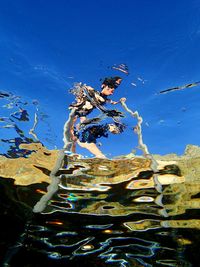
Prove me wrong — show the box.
[0,92,200,267]
[1,158,200,267]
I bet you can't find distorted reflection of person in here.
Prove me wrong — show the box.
[69,76,125,122]
[75,122,126,158]
[68,76,126,157]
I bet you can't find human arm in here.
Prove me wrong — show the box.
[107,97,127,105]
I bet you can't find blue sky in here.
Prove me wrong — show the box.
[0,0,200,157]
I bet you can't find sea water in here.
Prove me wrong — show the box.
[0,91,200,267]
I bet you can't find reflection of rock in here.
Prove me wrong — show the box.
[163,183,200,217]
[75,200,160,217]
[123,218,200,232]
[67,156,152,184]
[127,174,185,190]
[0,143,59,185]
[59,158,185,197]
[161,219,200,229]
[124,220,161,231]
[153,144,200,183]
[1,143,197,187]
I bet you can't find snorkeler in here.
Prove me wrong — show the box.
[67,77,126,155]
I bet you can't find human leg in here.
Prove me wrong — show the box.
[77,140,106,158]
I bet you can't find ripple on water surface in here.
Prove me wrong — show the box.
[0,91,200,266]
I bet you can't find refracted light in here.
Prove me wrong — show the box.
[81,244,94,250]
[133,196,154,202]
[98,165,109,171]
[59,193,69,198]
[35,189,46,194]
[103,230,112,234]
[46,221,63,226]
[177,238,192,245]
[67,193,78,201]
[48,252,62,259]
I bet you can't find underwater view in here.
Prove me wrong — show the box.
[1,0,200,266]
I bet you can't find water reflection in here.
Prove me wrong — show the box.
[0,91,200,266]
[1,147,200,266]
